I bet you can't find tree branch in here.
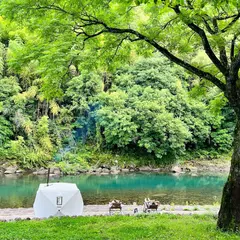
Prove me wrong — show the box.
[220,47,228,68]
[146,38,226,91]
[221,11,240,33]
[75,19,226,91]
[212,17,219,33]
[161,17,178,30]
[231,35,237,62]
[173,5,228,76]
[77,29,107,40]
[186,0,194,9]
[232,51,240,77]
[112,37,128,60]
[202,17,216,34]
[215,14,238,20]
[32,4,74,16]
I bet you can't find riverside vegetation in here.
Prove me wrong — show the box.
[0,19,234,173]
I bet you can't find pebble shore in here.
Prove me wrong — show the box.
[0,204,219,221]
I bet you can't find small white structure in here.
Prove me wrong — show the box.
[33,183,83,218]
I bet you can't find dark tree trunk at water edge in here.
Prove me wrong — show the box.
[218,116,240,231]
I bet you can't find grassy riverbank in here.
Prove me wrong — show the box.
[1,215,239,240]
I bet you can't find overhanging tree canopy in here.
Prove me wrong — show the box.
[1,0,240,231]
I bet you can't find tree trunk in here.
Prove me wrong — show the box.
[218,116,240,231]
[103,72,112,92]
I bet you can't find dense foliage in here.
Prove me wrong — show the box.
[0,18,234,169]
[0,2,235,169]
[97,58,234,159]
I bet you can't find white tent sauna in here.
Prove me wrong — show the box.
[33,183,84,218]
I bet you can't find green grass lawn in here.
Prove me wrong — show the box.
[0,214,240,240]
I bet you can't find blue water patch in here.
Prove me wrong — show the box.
[0,173,227,208]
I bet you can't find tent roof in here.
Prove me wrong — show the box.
[38,183,79,192]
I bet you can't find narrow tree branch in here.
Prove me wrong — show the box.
[202,16,218,34]
[231,35,237,62]
[212,17,219,33]
[32,4,74,16]
[161,17,178,30]
[221,11,240,33]
[112,37,128,60]
[186,0,194,9]
[219,47,228,68]
[127,37,141,42]
[202,17,216,34]
[78,29,107,40]
[232,51,240,76]
[215,14,238,20]
[173,5,228,76]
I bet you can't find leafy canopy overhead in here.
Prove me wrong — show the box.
[1,0,240,95]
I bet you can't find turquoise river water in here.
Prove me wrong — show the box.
[0,173,227,208]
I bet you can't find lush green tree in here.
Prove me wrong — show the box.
[65,71,102,115]
[0,76,21,145]
[8,116,54,168]
[0,20,61,167]
[65,71,103,143]
[96,57,228,158]
[1,0,240,230]
[0,116,13,146]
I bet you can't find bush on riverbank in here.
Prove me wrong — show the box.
[0,215,239,240]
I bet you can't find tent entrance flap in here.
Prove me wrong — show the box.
[33,183,84,218]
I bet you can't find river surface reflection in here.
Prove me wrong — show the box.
[0,173,227,208]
